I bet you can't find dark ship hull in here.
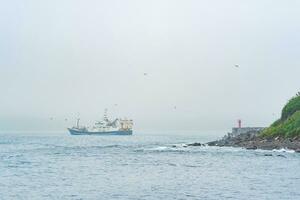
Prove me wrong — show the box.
[68,128,132,136]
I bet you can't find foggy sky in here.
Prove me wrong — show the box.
[1,0,300,132]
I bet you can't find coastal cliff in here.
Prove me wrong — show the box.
[207,94,300,151]
[261,94,300,138]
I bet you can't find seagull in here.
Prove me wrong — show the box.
[235,64,239,68]
[174,106,177,110]
[144,73,148,76]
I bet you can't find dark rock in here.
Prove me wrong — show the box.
[187,142,203,146]
[264,154,273,156]
[206,141,216,146]
[246,146,257,150]
[277,154,286,158]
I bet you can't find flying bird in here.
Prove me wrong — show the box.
[144,73,148,76]
[235,64,239,68]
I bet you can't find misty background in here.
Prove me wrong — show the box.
[0,0,300,133]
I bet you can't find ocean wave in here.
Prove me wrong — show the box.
[135,145,189,153]
[170,143,188,148]
[51,144,130,153]
[254,148,295,154]
[272,148,295,153]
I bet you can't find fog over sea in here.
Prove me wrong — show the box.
[0,132,299,200]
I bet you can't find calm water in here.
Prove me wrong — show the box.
[0,132,299,200]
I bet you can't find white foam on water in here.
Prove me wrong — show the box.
[272,148,295,153]
[171,143,188,148]
[151,146,169,151]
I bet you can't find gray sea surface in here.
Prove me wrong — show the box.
[0,132,299,200]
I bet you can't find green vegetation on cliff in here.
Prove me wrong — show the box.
[261,94,300,138]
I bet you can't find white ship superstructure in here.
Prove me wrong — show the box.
[68,110,133,135]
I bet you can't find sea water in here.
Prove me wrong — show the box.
[0,132,299,200]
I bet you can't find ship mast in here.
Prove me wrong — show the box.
[103,108,108,121]
[76,118,80,128]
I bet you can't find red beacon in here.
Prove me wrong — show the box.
[238,119,242,128]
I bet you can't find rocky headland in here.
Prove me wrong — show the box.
[205,93,300,152]
[206,131,300,152]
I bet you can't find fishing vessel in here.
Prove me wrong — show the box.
[68,110,133,135]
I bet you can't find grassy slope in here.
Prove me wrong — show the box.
[261,95,300,138]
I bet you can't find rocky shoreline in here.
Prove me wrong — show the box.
[205,131,300,152]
